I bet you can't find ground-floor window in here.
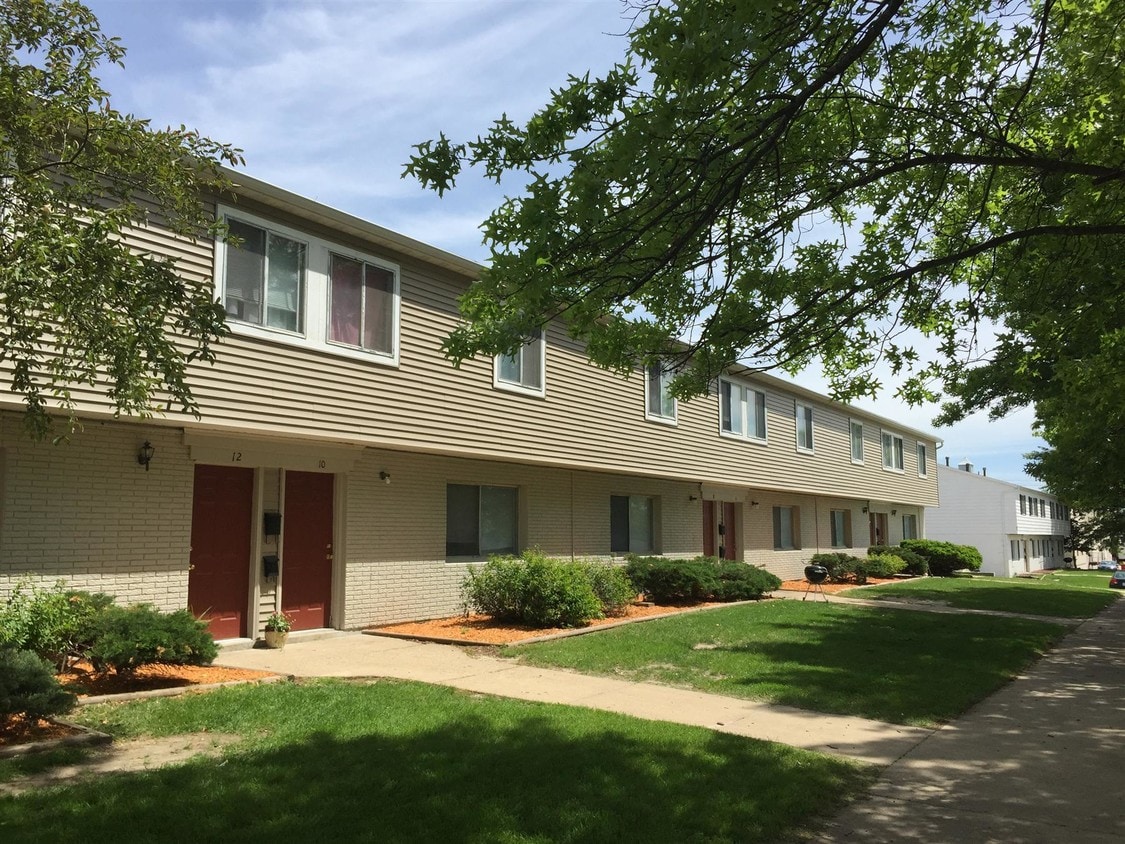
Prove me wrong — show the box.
[773,506,799,550]
[830,509,851,548]
[1011,539,1021,560]
[446,484,518,557]
[610,495,655,553]
[901,513,918,541]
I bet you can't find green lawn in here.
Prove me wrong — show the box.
[508,600,1065,726]
[0,680,869,844]
[845,572,1120,617]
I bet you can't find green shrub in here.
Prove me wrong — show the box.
[0,647,76,722]
[864,553,907,579]
[0,581,114,670]
[809,552,865,583]
[900,539,983,577]
[85,605,218,675]
[868,545,928,576]
[626,556,779,603]
[627,556,718,603]
[581,563,636,617]
[713,562,781,601]
[462,551,605,628]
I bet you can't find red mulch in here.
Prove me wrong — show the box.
[0,715,83,748]
[56,661,278,698]
[371,601,730,645]
[1,662,279,748]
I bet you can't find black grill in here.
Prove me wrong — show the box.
[804,565,828,584]
[802,565,829,602]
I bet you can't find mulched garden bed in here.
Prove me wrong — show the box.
[56,661,276,698]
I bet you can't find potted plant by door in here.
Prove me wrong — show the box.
[262,612,293,649]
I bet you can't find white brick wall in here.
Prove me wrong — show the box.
[0,413,192,610]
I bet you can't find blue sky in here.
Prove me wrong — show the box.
[84,0,1046,488]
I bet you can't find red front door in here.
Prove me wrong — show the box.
[702,501,739,561]
[282,471,334,631]
[189,465,254,639]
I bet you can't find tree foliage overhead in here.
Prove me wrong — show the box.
[406,0,1125,530]
[1,0,242,438]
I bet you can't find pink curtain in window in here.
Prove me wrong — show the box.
[330,256,362,345]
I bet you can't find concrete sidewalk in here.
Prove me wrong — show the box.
[215,630,931,766]
[820,597,1125,843]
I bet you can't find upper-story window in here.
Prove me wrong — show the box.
[1019,494,1026,515]
[720,379,766,440]
[495,333,545,396]
[645,365,676,423]
[850,420,864,463]
[328,254,395,355]
[916,442,928,477]
[795,402,814,452]
[881,431,904,471]
[224,218,306,333]
[217,208,400,365]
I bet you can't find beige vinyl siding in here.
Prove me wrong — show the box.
[0,198,938,511]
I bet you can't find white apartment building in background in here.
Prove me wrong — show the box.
[927,460,1071,576]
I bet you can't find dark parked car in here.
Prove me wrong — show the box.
[1110,570,1125,589]
[1096,560,1118,571]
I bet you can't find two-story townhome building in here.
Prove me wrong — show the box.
[0,170,940,642]
[926,460,1071,576]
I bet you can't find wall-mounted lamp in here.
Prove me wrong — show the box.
[379,470,391,485]
[750,500,760,509]
[861,506,869,514]
[891,509,897,516]
[688,494,699,502]
[137,441,155,472]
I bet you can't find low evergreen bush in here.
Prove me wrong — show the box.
[864,553,907,579]
[809,552,865,583]
[627,556,779,602]
[713,561,781,600]
[900,539,983,577]
[85,605,218,675]
[0,647,76,722]
[627,556,718,603]
[868,545,928,576]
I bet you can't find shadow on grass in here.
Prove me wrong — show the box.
[852,579,1118,617]
[512,602,1067,726]
[1,684,868,843]
[717,607,1066,724]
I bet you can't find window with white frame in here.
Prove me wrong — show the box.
[1010,540,1021,560]
[1019,494,1026,515]
[850,420,864,463]
[830,509,851,548]
[795,402,814,452]
[495,333,545,395]
[446,484,518,558]
[772,505,799,550]
[217,208,401,365]
[328,253,395,354]
[916,442,928,477]
[902,513,918,540]
[1039,498,1046,516]
[645,365,676,423]
[610,495,655,553]
[223,217,306,333]
[720,379,767,440]
[881,431,904,471]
